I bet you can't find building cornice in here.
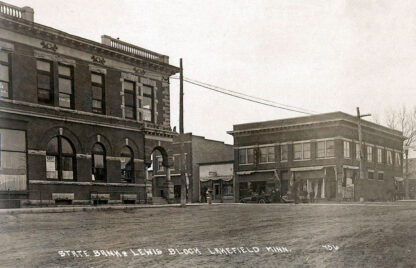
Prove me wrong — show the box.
[0,14,180,76]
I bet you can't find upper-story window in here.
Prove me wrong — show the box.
[239,148,254,165]
[368,170,374,180]
[294,142,310,160]
[367,146,373,162]
[259,146,275,163]
[143,85,154,122]
[281,144,288,161]
[37,59,54,105]
[387,150,393,165]
[91,72,105,114]
[155,155,164,172]
[355,143,360,160]
[0,50,10,98]
[343,141,350,158]
[58,64,74,109]
[377,148,383,163]
[124,80,136,119]
[395,152,401,167]
[317,140,335,158]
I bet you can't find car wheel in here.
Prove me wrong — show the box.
[258,199,266,204]
[240,199,245,203]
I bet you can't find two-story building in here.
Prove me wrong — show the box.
[0,2,180,207]
[228,112,405,202]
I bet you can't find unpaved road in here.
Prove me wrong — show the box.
[0,203,415,267]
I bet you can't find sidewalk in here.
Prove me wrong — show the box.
[0,202,210,215]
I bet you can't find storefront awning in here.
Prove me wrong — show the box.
[200,175,233,182]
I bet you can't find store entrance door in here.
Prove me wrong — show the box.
[214,183,221,200]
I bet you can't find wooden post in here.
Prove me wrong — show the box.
[179,59,186,207]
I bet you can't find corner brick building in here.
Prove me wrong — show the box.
[0,2,180,207]
[228,112,405,202]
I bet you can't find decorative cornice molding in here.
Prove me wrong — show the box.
[133,67,146,75]
[91,55,105,65]
[40,40,57,52]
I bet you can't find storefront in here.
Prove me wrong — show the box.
[199,162,234,203]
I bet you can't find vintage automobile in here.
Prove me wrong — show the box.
[239,191,281,203]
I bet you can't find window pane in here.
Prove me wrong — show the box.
[58,65,71,76]
[125,92,134,106]
[61,138,73,154]
[0,151,26,170]
[59,93,71,108]
[91,73,102,84]
[143,96,152,109]
[124,81,134,91]
[94,154,104,168]
[37,74,51,89]
[61,157,73,180]
[46,137,58,154]
[46,155,58,179]
[143,85,152,95]
[38,89,51,102]
[326,141,335,157]
[268,147,275,162]
[59,78,72,94]
[0,66,9,82]
[259,147,267,163]
[247,149,254,163]
[125,107,135,119]
[294,144,302,160]
[92,86,102,99]
[0,82,8,98]
[0,51,8,62]
[92,143,104,154]
[239,149,247,164]
[303,143,311,159]
[37,60,51,72]
[281,145,288,160]
[92,100,102,109]
[317,141,325,158]
[143,109,152,122]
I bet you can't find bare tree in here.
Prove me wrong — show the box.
[383,106,416,148]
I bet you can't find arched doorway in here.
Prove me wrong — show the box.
[148,147,171,201]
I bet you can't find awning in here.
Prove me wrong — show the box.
[394,177,404,182]
[200,175,233,182]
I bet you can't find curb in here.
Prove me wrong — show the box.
[0,203,209,215]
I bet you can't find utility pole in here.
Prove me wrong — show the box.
[404,146,409,199]
[179,58,186,207]
[356,107,371,201]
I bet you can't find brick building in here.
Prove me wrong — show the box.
[228,112,405,202]
[0,2,180,207]
[151,133,234,203]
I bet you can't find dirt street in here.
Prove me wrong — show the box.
[0,203,415,267]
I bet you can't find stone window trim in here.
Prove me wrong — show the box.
[120,73,141,121]
[88,64,107,75]
[34,50,76,67]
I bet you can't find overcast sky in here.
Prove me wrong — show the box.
[7,0,416,145]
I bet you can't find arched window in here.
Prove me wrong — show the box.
[46,136,75,180]
[92,143,106,181]
[120,146,134,183]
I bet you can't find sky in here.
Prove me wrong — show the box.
[6,0,416,147]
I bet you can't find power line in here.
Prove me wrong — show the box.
[171,77,315,115]
[173,76,316,114]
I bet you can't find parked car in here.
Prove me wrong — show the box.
[239,191,281,203]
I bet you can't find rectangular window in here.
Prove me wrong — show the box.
[377,148,382,163]
[259,146,275,163]
[378,172,384,181]
[173,155,180,171]
[239,148,254,165]
[124,80,136,119]
[143,85,154,122]
[0,129,27,191]
[91,72,105,114]
[387,150,393,165]
[0,50,10,98]
[395,152,401,166]
[344,141,350,158]
[356,143,361,160]
[156,156,164,172]
[281,144,288,161]
[294,142,311,160]
[37,60,53,105]
[367,146,373,162]
[58,64,73,108]
[368,171,374,180]
[317,140,335,158]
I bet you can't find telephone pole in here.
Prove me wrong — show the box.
[356,107,371,201]
[179,58,186,207]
